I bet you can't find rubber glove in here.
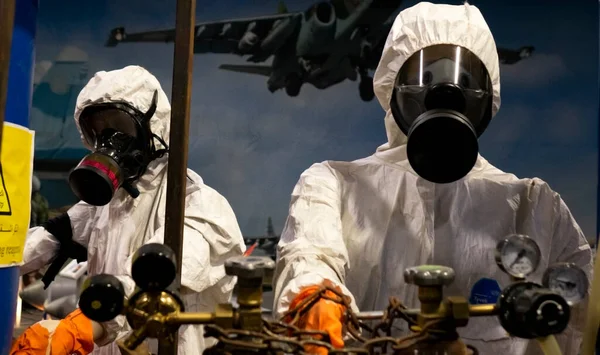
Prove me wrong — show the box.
[288,281,347,355]
[10,308,94,355]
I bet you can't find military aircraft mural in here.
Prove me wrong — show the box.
[105,0,534,102]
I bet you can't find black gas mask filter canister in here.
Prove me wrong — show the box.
[390,44,494,184]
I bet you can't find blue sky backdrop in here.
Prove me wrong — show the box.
[32,0,599,241]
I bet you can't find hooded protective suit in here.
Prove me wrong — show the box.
[273,3,592,354]
[20,66,246,355]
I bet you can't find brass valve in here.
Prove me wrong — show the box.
[403,265,474,330]
[77,236,579,354]
[224,256,275,331]
[79,243,275,351]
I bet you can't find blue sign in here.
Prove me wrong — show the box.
[469,278,502,304]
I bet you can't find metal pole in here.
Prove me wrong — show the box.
[0,0,15,350]
[0,0,37,352]
[160,0,196,353]
[0,0,16,152]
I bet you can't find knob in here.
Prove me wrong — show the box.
[403,265,455,287]
[225,256,275,279]
[132,243,177,291]
[79,274,125,322]
[497,282,570,339]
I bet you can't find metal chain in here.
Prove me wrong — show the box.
[203,285,472,354]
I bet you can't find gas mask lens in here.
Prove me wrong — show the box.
[389,44,494,184]
[79,108,139,148]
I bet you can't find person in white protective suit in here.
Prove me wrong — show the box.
[272,2,592,355]
[11,65,246,355]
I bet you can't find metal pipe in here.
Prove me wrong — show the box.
[0,1,15,350]
[468,304,497,316]
[167,312,216,325]
[160,0,196,352]
[0,0,37,352]
[355,303,497,321]
[0,0,16,152]
[355,310,386,320]
[355,309,419,320]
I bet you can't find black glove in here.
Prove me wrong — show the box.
[40,212,88,289]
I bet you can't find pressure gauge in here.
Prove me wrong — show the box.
[495,234,541,279]
[542,263,589,305]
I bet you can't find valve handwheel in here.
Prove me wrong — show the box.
[225,256,275,279]
[132,243,178,291]
[404,265,456,287]
[79,274,126,322]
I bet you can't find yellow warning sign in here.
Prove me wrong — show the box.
[0,122,34,266]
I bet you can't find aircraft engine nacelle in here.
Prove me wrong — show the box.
[259,18,298,55]
[296,2,337,56]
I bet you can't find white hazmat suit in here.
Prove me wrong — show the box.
[21,65,246,355]
[273,3,592,355]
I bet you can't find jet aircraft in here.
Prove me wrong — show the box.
[106,0,535,101]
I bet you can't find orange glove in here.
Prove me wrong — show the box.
[10,308,94,355]
[288,282,347,355]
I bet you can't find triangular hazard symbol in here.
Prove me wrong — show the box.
[0,163,12,215]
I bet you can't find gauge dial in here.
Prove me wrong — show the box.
[542,263,588,305]
[495,234,541,279]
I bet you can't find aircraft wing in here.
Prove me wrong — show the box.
[244,235,280,241]
[361,44,534,73]
[106,13,301,56]
[364,22,394,70]
[497,46,535,65]
[219,64,272,77]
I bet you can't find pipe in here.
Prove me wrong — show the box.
[164,0,196,294]
[355,304,498,321]
[160,0,196,352]
[0,0,36,353]
[0,0,16,149]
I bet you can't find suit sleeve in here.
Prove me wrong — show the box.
[20,201,95,275]
[273,162,358,319]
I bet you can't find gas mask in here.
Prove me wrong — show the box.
[390,44,494,184]
[69,91,169,206]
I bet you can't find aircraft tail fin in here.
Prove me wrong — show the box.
[519,46,535,59]
[267,217,275,237]
[219,64,272,77]
[106,27,126,47]
[277,1,289,14]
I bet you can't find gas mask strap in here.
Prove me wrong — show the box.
[142,90,159,123]
[141,90,168,159]
[152,134,169,159]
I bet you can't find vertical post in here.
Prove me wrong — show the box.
[161,0,196,353]
[597,0,600,251]
[0,0,15,149]
[0,0,37,352]
[596,5,600,355]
